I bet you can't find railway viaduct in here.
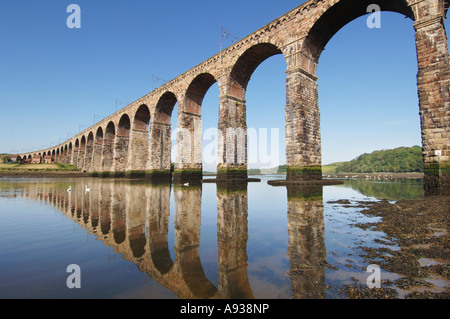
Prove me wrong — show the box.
[18,0,450,193]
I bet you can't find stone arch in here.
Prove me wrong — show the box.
[229,43,283,100]
[134,104,151,131]
[147,92,178,177]
[84,132,94,172]
[301,0,415,67]
[78,136,87,168]
[113,114,131,175]
[92,127,104,174]
[155,92,178,124]
[297,0,450,193]
[217,43,284,180]
[184,73,217,115]
[101,122,116,175]
[65,144,70,164]
[174,73,218,182]
[118,114,131,136]
[72,139,80,167]
[87,132,94,147]
[126,105,151,177]
[96,127,104,143]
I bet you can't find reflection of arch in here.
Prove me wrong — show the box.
[147,186,174,275]
[126,185,147,258]
[216,186,253,299]
[175,187,217,298]
[111,184,126,245]
[99,182,111,235]
[286,185,326,299]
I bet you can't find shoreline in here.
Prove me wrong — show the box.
[0,170,425,180]
[0,170,90,178]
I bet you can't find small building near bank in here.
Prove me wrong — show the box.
[32,155,42,164]
[43,155,53,164]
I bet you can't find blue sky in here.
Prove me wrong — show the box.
[1,0,448,169]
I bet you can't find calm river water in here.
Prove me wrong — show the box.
[0,176,424,299]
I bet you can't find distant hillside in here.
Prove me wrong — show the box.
[335,146,423,174]
[322,162,345,174]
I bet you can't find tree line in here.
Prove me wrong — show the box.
[335,146,423,174]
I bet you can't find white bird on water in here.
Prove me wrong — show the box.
[67,186,72,192]
[184,182,189,187]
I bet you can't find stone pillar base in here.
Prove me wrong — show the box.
[173,170,203,184]
[286,166,323,181]
[424,163,450,196]
[216,166,248,181]
[145,170,172,181]
[125,171,147,178]
[99,172,112,178]
[110,171,126,178]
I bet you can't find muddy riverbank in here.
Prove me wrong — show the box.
[338,195,449,299]
[0,170,90,178]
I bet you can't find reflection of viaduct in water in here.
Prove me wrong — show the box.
[8,180,327,299]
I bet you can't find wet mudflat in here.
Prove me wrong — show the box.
[339,194,449,299]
